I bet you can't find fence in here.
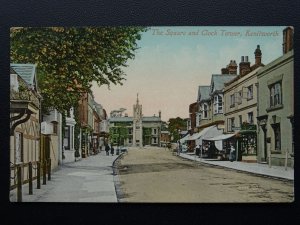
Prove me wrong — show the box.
[10,158,52,202]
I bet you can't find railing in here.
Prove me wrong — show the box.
[10,159,52,202]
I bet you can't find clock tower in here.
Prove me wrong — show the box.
[133,93,143,147]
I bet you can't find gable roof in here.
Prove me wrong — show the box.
[210,74,237,93]
[10,64,37,90]
[142,117,162,122]
[197,86,210,102]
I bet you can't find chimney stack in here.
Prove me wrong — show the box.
[283,27,294,54]
[159,110,161,118]
[221,68,229,74]
[239,56,251,76]
[254,45,262,65]
[227,60,237,75]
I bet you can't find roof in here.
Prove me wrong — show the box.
[109,117,133,122]
[224,66,262,87]
[203,133,236,141]
[10,64,37,88]
[210,74,237,93]
[197,86,210,102]
[257,49,294,78]
[142,117,162,122]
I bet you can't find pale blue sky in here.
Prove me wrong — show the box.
[92,26,285,121]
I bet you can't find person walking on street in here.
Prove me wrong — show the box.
[110,144,115,156]
[195,144,200,157]
[105,144,110,156]
[229,142,236,162]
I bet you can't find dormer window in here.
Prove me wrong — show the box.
[203,103,208,119]
[214,95,223,114]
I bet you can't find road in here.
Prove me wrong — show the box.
[115,147,294,203]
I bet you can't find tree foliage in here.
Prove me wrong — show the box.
[168,117,186,142]
[10,27,147,113]
[109,126,129,146]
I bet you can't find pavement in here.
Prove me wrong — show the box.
[9,147,294,202]
[9,150,121,202]
[178,152,294,181]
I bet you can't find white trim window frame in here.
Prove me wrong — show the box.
[270,82,282,107]
[247,85,253,100]
[230,94,235,108]
[214,94,223,114]
[237,90,242,104]
[203,103,208,119]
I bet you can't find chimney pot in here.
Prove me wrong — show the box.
[245,56,248,62]
[241,56,244,62]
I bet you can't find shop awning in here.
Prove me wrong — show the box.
[203,133,236,141]
[184,125,223,147]
[188,132,202,141]
[179,134,190,143]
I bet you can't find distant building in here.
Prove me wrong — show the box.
[109,95,162,147]
[160,131,171,147]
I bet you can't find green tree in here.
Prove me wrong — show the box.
[168,117,186,142]
[109,125,129,146]
[10,27,147,113]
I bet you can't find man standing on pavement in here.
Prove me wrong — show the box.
[110,144,115,156]
[195,144,200,157]
[105,144,110,156]
[177,141,182,156]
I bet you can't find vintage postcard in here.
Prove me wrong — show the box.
[9,26,294,203]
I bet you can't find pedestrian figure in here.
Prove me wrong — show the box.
[177,141,182,156]
[229,142,236,162]
[110,144,114,156]
[105,144,110,156]
[195,144,200,156]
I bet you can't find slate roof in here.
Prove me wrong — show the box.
[109,117,133,122]
[210,74,237,94]
[142,117,162,122]
[10,64,37,88]
[197,86,211,102]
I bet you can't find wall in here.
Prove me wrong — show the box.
[257,50,293,166]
